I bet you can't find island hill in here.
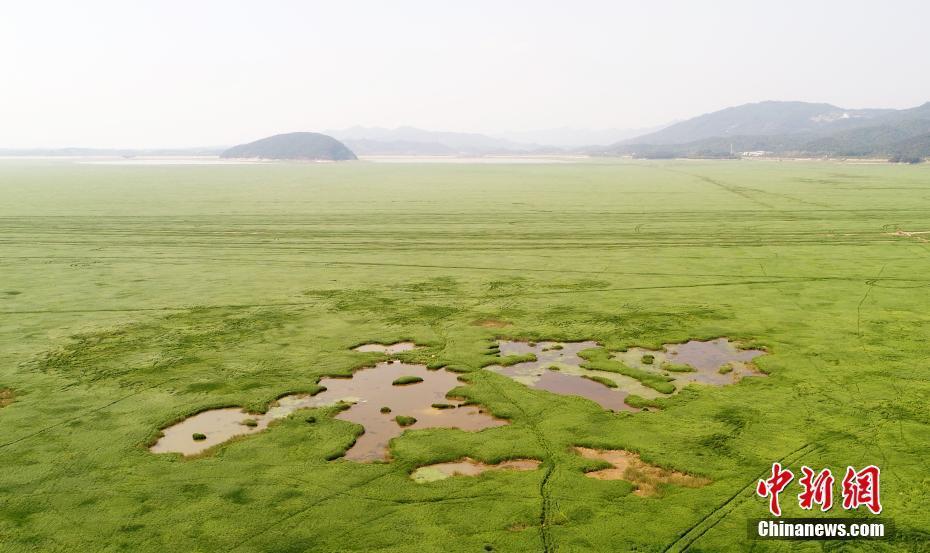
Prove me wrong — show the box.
[221,132,357,161]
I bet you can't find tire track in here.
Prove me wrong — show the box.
[654,167,775,209]
[0,377,178,451]
[481,373,559,553]
[0,278,803,315]
[6,255,928,282]
[226,469,395,552]
[655,166,834,210]
[857,265,886,340]
[661,442,820,553]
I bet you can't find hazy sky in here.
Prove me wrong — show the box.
[3,0,929,147]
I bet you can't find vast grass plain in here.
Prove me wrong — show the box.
[1,159,928,552]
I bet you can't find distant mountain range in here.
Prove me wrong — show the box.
[326,125,670,154]
[598,100,930,161]
[4,101,928,161]
[492,125,671,149]
[326,126,546,155]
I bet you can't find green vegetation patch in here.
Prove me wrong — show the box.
[581,375,618,388]
[660,362,695,373]
[578,348,676,394]
[33,307,293,387]
[489,353,537,367]
[395,416,417,427]
[392,376,424,386]
[624,395,664,410]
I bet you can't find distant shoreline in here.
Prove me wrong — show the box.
[0,154,919,165]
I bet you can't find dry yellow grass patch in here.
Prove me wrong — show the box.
[575,447,709,497]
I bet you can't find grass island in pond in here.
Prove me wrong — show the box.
[487,338,765,412]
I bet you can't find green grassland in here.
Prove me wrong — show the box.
[1,159,929,552]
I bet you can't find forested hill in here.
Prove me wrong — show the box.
[221,132,357,161]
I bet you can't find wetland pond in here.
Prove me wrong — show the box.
[151,361,506,461]
[487,341,656,412]
[151,337,764,461]
[488,338,765,411]
[612,338,765,386]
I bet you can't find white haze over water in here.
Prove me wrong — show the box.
[2,0,929,148]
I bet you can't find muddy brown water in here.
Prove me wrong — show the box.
[149,408,272,456]
[489,338,765,411]
[575,447,709,496]
[353,342,421,354]
[497,340,599,369]
[614,338,766,387]
[489,341,656,412]
[503,367,636,412]
[152,339,764,459]
[321,362,507,461]
[151,361,506,460]
[410,458,541,483]
[667,338,764,372]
